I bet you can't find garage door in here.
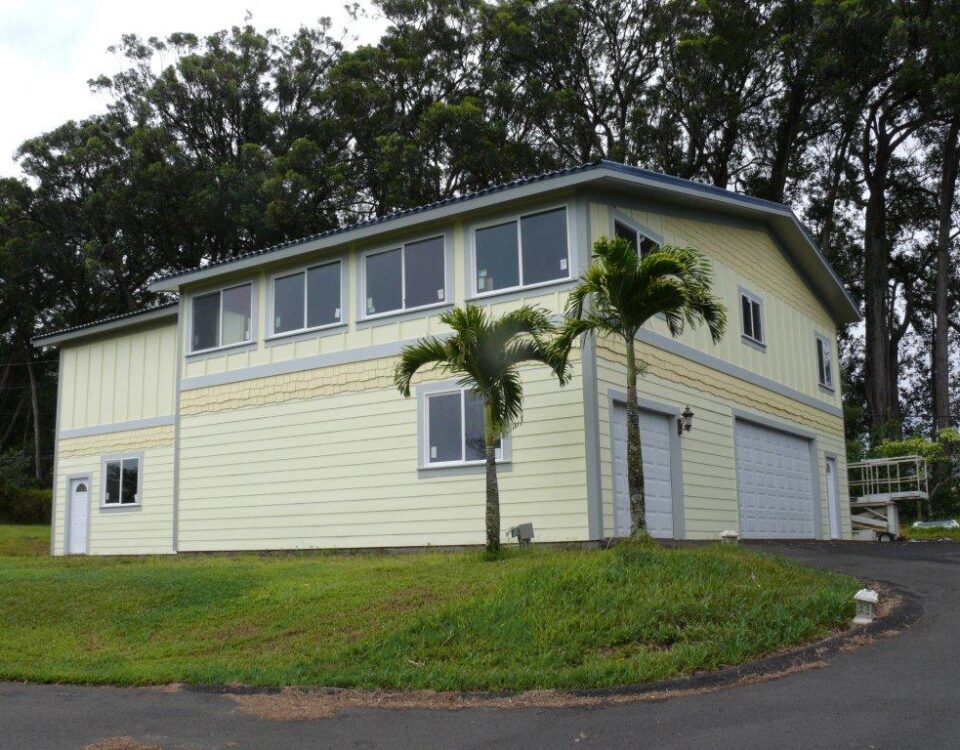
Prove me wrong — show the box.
[735,420,815,539]
[612,404,674,538]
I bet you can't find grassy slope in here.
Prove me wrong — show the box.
[0,525,858,691]
[900,522,960,541]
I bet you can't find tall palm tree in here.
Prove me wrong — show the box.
[555,237,727,537]
[395,305,570,554]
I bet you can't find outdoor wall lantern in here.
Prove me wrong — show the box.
[677,406,694,436]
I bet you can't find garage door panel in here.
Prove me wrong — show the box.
[735,420,815,539]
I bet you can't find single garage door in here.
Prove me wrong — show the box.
[612,404,674,538]
[735,420,816,539]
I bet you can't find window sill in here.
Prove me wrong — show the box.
[266,322,346,344]
[358,301,453,326]
[818,383,836,395]
[186,340,256,359]
[100,503,141,510]
[468,276,575,301]
[741,335,766,352]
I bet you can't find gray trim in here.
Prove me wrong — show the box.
[63,473,92,555]
[414,380,513,472]
[607,388,686,540]
[185,277,259,358]
[609,208,664,246]
[581,334,603,539]
[738,286,766,347]
[354,303,454,331]
[172,296,185,553]
[59,415,175,440]
[731,408,823,540]
[51,349,63,555]
[265,254,347,339]
[265,322,348,347]
[32,305,178,347]
[814,331,835,390]
[636,328,843,417]
[99,450,145,510]
[741,335,767,353]
[466,278,579,306]
[825,452,842,540]
[184,340,258,362]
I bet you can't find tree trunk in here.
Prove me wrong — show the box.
[933,119,960,434]
[625,337,647,536]
[483,401,501,554]
[0,396,24,447]
[26,359,43,483]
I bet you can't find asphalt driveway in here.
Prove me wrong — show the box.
[2,541,957,750]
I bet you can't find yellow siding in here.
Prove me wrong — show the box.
[177,352,587,551]
[59,323,177,431]
[589,201,840,410]
[595,337,850,540]
[52,426,175,555]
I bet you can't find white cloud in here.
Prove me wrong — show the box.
[0,0,386,176]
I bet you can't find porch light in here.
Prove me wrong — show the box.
[677,406,694,436]
[853,589,879,625]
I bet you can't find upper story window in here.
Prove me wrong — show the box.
[816,334,834,389]
[363,236,446,318]
[103,456,139,506]
[474,207,569,295]
[424,388,502,467]
[614,219,659,257]
[740,290,764,346]
[272,260,342,336]
[191,283,253,353]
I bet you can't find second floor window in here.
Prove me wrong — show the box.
[474,207,569,294]
[816,335,834,389]
[364,236,445,317]
[614,219,659,257]
[740,291,764,346]
[272,260,342,335]
[191,283,252,353]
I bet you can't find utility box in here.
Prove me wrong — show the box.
[509,523,534,546]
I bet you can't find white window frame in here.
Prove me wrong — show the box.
[100,453,143,508]
[267,258,345,339]
[188,281,255,355]
[815,333,834,390]
[613,218,660,257]
[360,235,448,321]
[739,288,765,347]
[421,387,505,469]
[469,204,572,298]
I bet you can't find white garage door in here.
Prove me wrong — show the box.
[612,404,674,538]
[735,420,815,539]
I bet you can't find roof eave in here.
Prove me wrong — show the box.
[31,305,179,348]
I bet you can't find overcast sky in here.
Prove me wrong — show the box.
[0,0,385,177]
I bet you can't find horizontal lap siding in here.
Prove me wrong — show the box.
[53,426,175,555]
[177,354,588,551]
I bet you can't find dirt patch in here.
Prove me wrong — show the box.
[80,739,163,750]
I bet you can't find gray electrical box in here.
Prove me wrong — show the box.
[509,522,535,546]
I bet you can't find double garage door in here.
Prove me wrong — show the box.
[735,420,816,539]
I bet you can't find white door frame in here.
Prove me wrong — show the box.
[65,474,91,555]
[825,455,841,539]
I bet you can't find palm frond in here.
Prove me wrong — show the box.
[394,337,451,396]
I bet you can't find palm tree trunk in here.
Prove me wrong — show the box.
[483,401,501,554]
[625,338,646,536]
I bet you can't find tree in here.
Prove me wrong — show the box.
[555,238,726,536]
[394,305,570,554]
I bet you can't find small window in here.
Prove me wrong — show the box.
[363,237,445,317]
[272,260,342,335]
[816,335,834,389]
[191,283,253,352]
[613,219,659,257]
[425,389,502,466]
[475,207,568,294]
[740,292,764,345]
[103,457,139,506]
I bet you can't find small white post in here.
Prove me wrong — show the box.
[853,589,879,625]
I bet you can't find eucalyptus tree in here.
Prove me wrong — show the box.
[394,305,570,554]
[555,238,726,536]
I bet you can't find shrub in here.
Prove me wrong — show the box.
[0,481,51,525]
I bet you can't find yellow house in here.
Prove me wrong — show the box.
[34,161,860,555]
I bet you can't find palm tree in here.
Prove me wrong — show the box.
[555,237,727,537]
[395,305,570,554]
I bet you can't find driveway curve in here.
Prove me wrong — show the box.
[2,542,957,750]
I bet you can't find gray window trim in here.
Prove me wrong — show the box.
[63,472,92,555]
[99,452,145,510]
[415,381,513,471]
[265,255,346,339]
[815,332,835,391]
[186,278,258,356]
[359,232,451,321]
[609,209,664,250]
[738,286,766,348]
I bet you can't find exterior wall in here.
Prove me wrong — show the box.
[52,425,175,555]
[595,336,850,540]
[175,349,587,551]
[58,322,177,431]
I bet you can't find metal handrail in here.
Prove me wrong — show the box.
[848,455,929,500]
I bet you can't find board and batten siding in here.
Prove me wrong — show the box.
[52,425,175,555]
[176,350,587,551]
[595,336,849,540]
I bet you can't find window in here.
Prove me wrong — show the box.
[424,389,502,466]
[103,457,140,506]
[272,260,342,335]
[191,283,253,352]
[613,219,659,257]
[364,236,445,317]
[816,335,834,389]
[474,207,569,294]
[740,291,764,345]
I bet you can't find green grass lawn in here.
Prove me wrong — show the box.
[0,525,858,691]
[900,521,960,541]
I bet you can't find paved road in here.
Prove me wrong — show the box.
[2,542,957,750]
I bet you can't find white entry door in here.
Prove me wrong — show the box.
[826,456,841,539]
[68,478,90,554]
[612,404,674,538]
[735,420,816,539]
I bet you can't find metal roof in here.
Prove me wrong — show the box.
[31,301,179,347]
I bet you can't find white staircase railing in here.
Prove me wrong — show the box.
[848,455,929,502]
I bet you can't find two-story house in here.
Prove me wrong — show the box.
[34,160,860,555]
